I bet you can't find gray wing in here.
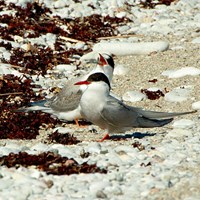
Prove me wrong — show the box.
[46,78,82,112]
[100,97,142,128]
[99,96,194,129]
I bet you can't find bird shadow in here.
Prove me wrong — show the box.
[110,131,157,141]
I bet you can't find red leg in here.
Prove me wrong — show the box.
[98,133,110,142]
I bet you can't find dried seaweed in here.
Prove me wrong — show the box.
[0,112,59,139]
[69,14,131,42]
[148,79,158,83]
[0,1,130,42]
[80,150,90,158]
[139,0,177,8]
[141,89,165,100]
[48,131,81,145]
[0,151,107,175]
[132,141,145,151]
[140,162,152,167]
[0,41,12,50]
[0,2,54,39]
[0,75,60,139]
[0,1,131,75]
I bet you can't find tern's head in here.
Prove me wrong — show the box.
[96,53,114,82]
[75,72,111,90]
[98,53,114,69]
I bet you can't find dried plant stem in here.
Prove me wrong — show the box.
[59,36,85,43]
[9,64,23,69]
[97,34,144,40]
[0,92,23,96]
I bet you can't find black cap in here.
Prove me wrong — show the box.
[87,72,111,90]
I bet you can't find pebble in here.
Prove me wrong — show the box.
[116,11,126,18]
[0,63,23,76]
[164,87,192,102]
[113,64,129,75]
[85,142,102,154]
[0,47,11,60]
[93,41,169,55]
[27,33,56,49]
[122,91,147,102]
[147,87,162,92]
[191,37,200,43]
[172,119,195,129]
[74,42,85,49]
[162,67,200,78]
[166,129,193,138]
[53,126,74,133]
[117,25,130,33]
[89,180,110,193]
[51,144,77,158]
[54,64,77,73]
[30,143,52,153]
[192,101,200,110]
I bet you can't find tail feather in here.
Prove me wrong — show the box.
[137,117,174,128]
[137,109,196,119]
[16,100,51,113]
[29,100,47,107]
[16,106,51,113]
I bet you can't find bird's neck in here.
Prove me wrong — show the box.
[82,83,109,105]
[103,66,113,83]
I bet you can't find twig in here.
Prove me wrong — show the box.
[97,34,144,40]
[9,64,24,69]
[59,36,85,43]
[0,92,23,96]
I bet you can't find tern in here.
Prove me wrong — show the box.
[75,73,196,141]
[18,54,115,125]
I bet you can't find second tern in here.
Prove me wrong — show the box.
[18,54,114,125]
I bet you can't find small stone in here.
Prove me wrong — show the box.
[85,142,102,154]
[191,37,200,44]
[117,25,129,33]
[53,127,73,134]
[164,87,191,102]
[55,64,76,72]
[116,11,126,18]
[96,190,107,198]
[167,129,193,138]
[162,67,200,78]
[172,119,195,129]
[74,42,85,49]
[123,91,147,102]
[93,41,169,56]
[192,101,200,110]
[114,64,129,75]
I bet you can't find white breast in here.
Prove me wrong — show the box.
[80,82,109,128]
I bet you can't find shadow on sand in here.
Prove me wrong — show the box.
[109,131,157,140]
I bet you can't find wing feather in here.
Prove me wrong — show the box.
[100,97,140,128]
[47,77,83,112]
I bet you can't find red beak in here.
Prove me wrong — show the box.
[74,80,91,85]
[98,54,108,66]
